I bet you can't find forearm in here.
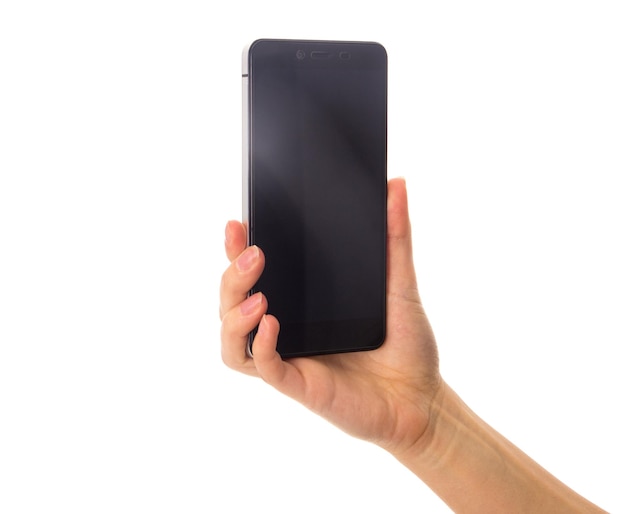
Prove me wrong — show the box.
[393,381,606,513]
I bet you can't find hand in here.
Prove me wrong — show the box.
[219,178,442,455]
[220,178,609,513]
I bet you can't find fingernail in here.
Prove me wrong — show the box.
[258,314,271,336]
[240,292,262,315]
[236,245,259,272]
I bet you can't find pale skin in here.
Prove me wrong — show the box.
[219,178,606,513]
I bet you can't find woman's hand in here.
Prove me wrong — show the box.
[219,178,442,455]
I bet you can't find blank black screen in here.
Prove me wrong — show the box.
[247,40,387,357]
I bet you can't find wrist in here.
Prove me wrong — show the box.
[388,379,457,472]
[387,380,608,513]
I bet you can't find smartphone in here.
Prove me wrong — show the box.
[242,39,387,358]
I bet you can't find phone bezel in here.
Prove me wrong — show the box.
[242,39,388,358]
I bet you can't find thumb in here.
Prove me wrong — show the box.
[387,178,419,295]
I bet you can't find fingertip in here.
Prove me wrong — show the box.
[255,314,280,351]
[388,177,408,207]
[225,220,247,261]
[387,178,410,240]
[388,176,407,188]
[252,314,292,387]
[224,220,237,241]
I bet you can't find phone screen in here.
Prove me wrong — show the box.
[244,40,387,357]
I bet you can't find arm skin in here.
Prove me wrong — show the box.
[219,177,606,513]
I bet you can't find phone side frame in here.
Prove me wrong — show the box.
[242,43,254,357]
[242,43,251,244]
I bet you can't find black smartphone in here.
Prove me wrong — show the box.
[242,39,387,358]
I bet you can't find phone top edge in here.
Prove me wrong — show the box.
[243,39,387,70]
[245,38,385,46]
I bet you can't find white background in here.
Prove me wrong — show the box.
[1,1,624,512]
